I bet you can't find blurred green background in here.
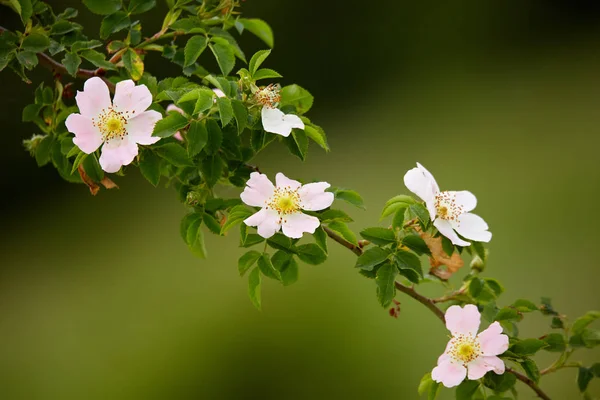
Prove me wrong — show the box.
[1,1,600,398]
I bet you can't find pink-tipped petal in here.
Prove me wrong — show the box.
[126,110,162,145]
[298,182,334,211]
[445,304,481,336]
[244,208,281,239]
[213,88,226,98]
[477,322,509,356]
[467,357,494,380]
[166,104,184,114]
[240,172,275,207]
[113,80,152,115]
[174,132,183,141]
[281,213,320,238]
[261,107,304,137]
[65,114,103,154]
[275,172,301,190]
[74,77,112,118]
[431,360,467,388]
[434,218,470,247]
[453,213,492,243]
[99,138,138,173]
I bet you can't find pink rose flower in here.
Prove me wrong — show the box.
[65,77,162,173]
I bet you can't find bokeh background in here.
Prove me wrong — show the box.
[1,0,600,398]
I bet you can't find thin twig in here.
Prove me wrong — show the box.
[394,282,446,322]
[323,226,363,256]
[508,368,551,400]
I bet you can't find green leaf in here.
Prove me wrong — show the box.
[22,103,41,122]
[187,120,208,156]
[318,209,353,223]
[194,89,216,115]
[34,136,53,166]
[572,311,600,334]
[409,203,430,227]
[495,307,520,322]
[16,50,36,70]
[285,129,308,161]
[296,243,327,265]
[202,213,221,235]
[359,227,395,246]
[272,252,299,286]
[248,267,261,310]
[483,372,516,393]
[394,250,422,283]
[184,35,207,67]
[266,234,294,252]
[279,84,314,114]
[418,372,433,397]
[100,11,130,39]
[70,151,88,175]
[303,123,329,151]
[314,226,328,254]
[510,339,547,356]
[216,97,233,127]
[200,155,223,187]
[83,0,121,15]
[455,380,480,400]
[551,317,565,329]
[253,68,282,81]
[62,52,81,77]
[511,299,538,312]
[15,0,33,23]
[180,213,199,243]
[231,99,247,134]
[221,206,252,234]
[327,222,358,246]
[469,277,485,298]
[82,153,103,182]
[209,42,235,76]
[128,0,155,14]
[355,247,391,271]
[22,33,50,52]
[380,195,416,219]
[185,214,207,258]
[591,363,600,377]
[239,18,274,48]
[331,189,365,209]
[375,263,397,308]
[152,112,188,138]
[441,236,454,256]
[240,224,264,248]
[258,253,281,281]
[205,119,223,154]
[139,150,161,186]
[521,359,540,383]
[154,143,193,167]
[401,234,431,256]
[578,367,594,392]
[122,48,143,80]
[570,329,600,349]
[80,50,117,70]
[248,49,270,76]
[542,333,566,353]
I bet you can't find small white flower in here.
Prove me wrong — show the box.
[240,172,334,239]
[255,85,304,137]
[403,162,491,246]
[65,77,162,173]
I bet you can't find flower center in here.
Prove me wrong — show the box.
[448,334,481,365]
[255,84,281,108]
[434,191,464,222]
[92,106,130,141]
[266,187,301,216]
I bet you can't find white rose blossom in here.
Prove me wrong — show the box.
[403,162,492,246]
[255,85,304,137]
[65,77,162,173]
[240,172,334,239]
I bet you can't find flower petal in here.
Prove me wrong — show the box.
[298,182,334,211]
[213,88,226,98]
[447,191,477,212]
[113,80,152,116]
[281,213,320,239]
[240,172,275,207]
[65,114,103,154]
[452,213,492,243]
[403,162,439,218]
[275,172,301,190]
[434,219,470,247]
[244,208,281,239]
[467,357,493,380]
[477,322,509,356]
[74,77,111,118]
[166,104,184,114]
[261,107,304,137]
[445,304,481,336]
[126,110,162,145]
[99,138,138,173]
[482,355,505,375]
[432,359,467,388]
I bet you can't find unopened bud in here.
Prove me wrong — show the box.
[185,191,204,206]
[470,254,486,272]
[22,134,45,156]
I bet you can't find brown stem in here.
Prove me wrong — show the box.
[432,287,467,304]
[327,228,552,400]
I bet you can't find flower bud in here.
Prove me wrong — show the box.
[22,134,45,156]
[185,190,206,206]
[470,251,488,272]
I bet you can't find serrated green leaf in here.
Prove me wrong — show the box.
[152,112,188,138]
[510,339,547,356]
[327,221,358,246]
[578,367,594,392]
[248,49,270,76]
[186,216,207,258]
[248,267,261,310]
[139,149,160,186]
[83,0,121,15]
[209,42,235,76]
[258,253,282,281]
[154,143,193,167]
[318,209,353,223]
[360,227,395,246]
[253,68,282,81]
[231,99,247,134]
[303,122,329,152]
[376,262,397,308]
[238,250,261,277]
[542,333,566,353]
[332,189,365,209]
[35,136,53,166]
[205,119,223,154]
[22,32,50,52]
[80,49,117,70]
[511,299,538,312]
[355,247,390,271]
[100,11,130,39]
[187,120,208,156]
[401,234,430,256]
[394,250,422,283]
[16,51,37,70]
[200,155,223,187]
[216,96,233,127]
[82,153,103,182]
[22,103,42,122]
[279,84,313,114]
[128,0,155,14]
[295,243,327,265]
[456,380,480,400]
[62,52,81,77]
[573,311,600,335]
[313,226,328,254]
[184,35,207,67]
[239,18,274,48]
[122,48,143,80]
